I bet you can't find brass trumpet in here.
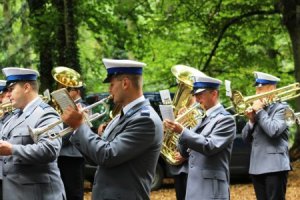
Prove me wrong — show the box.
[28,95,112,142]
[161,103,206,165]
[230,83,300,116]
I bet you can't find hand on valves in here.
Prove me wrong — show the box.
[61,106,84,129]
[164,119,184,134]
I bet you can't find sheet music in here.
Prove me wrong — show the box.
[159,104,175,121]
[159,89,172,105]
[51,88,76,111]
[43,89,51,103]
[225,80,232,98]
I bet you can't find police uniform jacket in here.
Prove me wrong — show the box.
[70,99,163,200]
[178,105,236,200]
[0,112,13,180]
[59,98,86,157]
[242,102,291,175]
[1,97,65,200]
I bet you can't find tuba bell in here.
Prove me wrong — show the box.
[171,65,206,116]
[161,65,206,165]
[51,66,83,114]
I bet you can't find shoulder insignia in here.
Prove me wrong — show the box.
[39,102,50,109]
[140,106,150,117]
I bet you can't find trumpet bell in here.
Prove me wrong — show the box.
[52,66,83,88]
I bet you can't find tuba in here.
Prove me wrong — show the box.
[230,83,300,116]
[51,66,83,114]
[161,103,206,165]
[161,65,206,165]
[171,65,206,116]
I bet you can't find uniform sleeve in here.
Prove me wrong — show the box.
[255,105,288,138]
[70,116,157,167]
[241,122,254,143]
[12,109,63,164]
[179,115,236,156]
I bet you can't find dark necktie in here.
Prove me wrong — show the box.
[119,110,124,120]
[17,110,23,118]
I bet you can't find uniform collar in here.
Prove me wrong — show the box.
[23,96,40,113]
[205,103,222,117]
[123,95,145,115]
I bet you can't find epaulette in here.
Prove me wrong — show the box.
[39,102,50,109]
[140,106,150,117]
[220,110,231,116]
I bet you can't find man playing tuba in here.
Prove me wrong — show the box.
[164,75,236,200]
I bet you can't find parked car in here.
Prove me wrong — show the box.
[84,92,251,190]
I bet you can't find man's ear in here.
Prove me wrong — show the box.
[23,82,31,93]
[122,77,130,89]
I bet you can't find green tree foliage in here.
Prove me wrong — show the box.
[1,1,300,154]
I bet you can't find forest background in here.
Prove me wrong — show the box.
[1,0,300,158]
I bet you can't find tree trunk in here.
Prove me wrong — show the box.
[280,0,300,161]
[27,0,55,92]
[63,0,80,73]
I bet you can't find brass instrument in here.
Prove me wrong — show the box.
[230,83,300,116]
[171,65,206,116]
[161,65,206,165]
[52,66,83,88]
[51,66,83,114]
[0,102,13,117]
[161,103,206,165]
[28,95,112,142]
[284,107,300,126]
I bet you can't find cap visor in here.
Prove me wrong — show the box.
[103,75,112,83]
[193,88,206,95]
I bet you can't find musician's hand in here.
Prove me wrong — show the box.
[0,140,12,156]
[177,107,188,116]
[244,107,255,123]
[97,123,108,136]
[164,119,183,134]
[61,106,84,129]
[174,151,186,164]
[252,99,264,112]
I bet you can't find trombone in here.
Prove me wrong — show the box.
[28,95,112,141]
[228,83,300,116]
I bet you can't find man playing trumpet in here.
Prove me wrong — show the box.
[0,68,65,200]
[164,75,236,200]
[242,71,291,200]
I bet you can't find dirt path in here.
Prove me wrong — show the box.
[84,161,300,200]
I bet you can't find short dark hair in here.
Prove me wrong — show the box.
[18,81,39,92]
[115,74,143,89]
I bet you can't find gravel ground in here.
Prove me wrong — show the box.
[84,161,300,200]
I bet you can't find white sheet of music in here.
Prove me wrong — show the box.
[159,89,172,105]
[159,104,175,121]
[51,88,76,111]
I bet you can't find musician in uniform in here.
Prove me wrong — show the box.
[54,67,87,200]
[0,80,12,130]
[242,71,291,200]
[0,67,65,200]
[164,75,236,200]
[0,80,12,200]
[61,58,163,200]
